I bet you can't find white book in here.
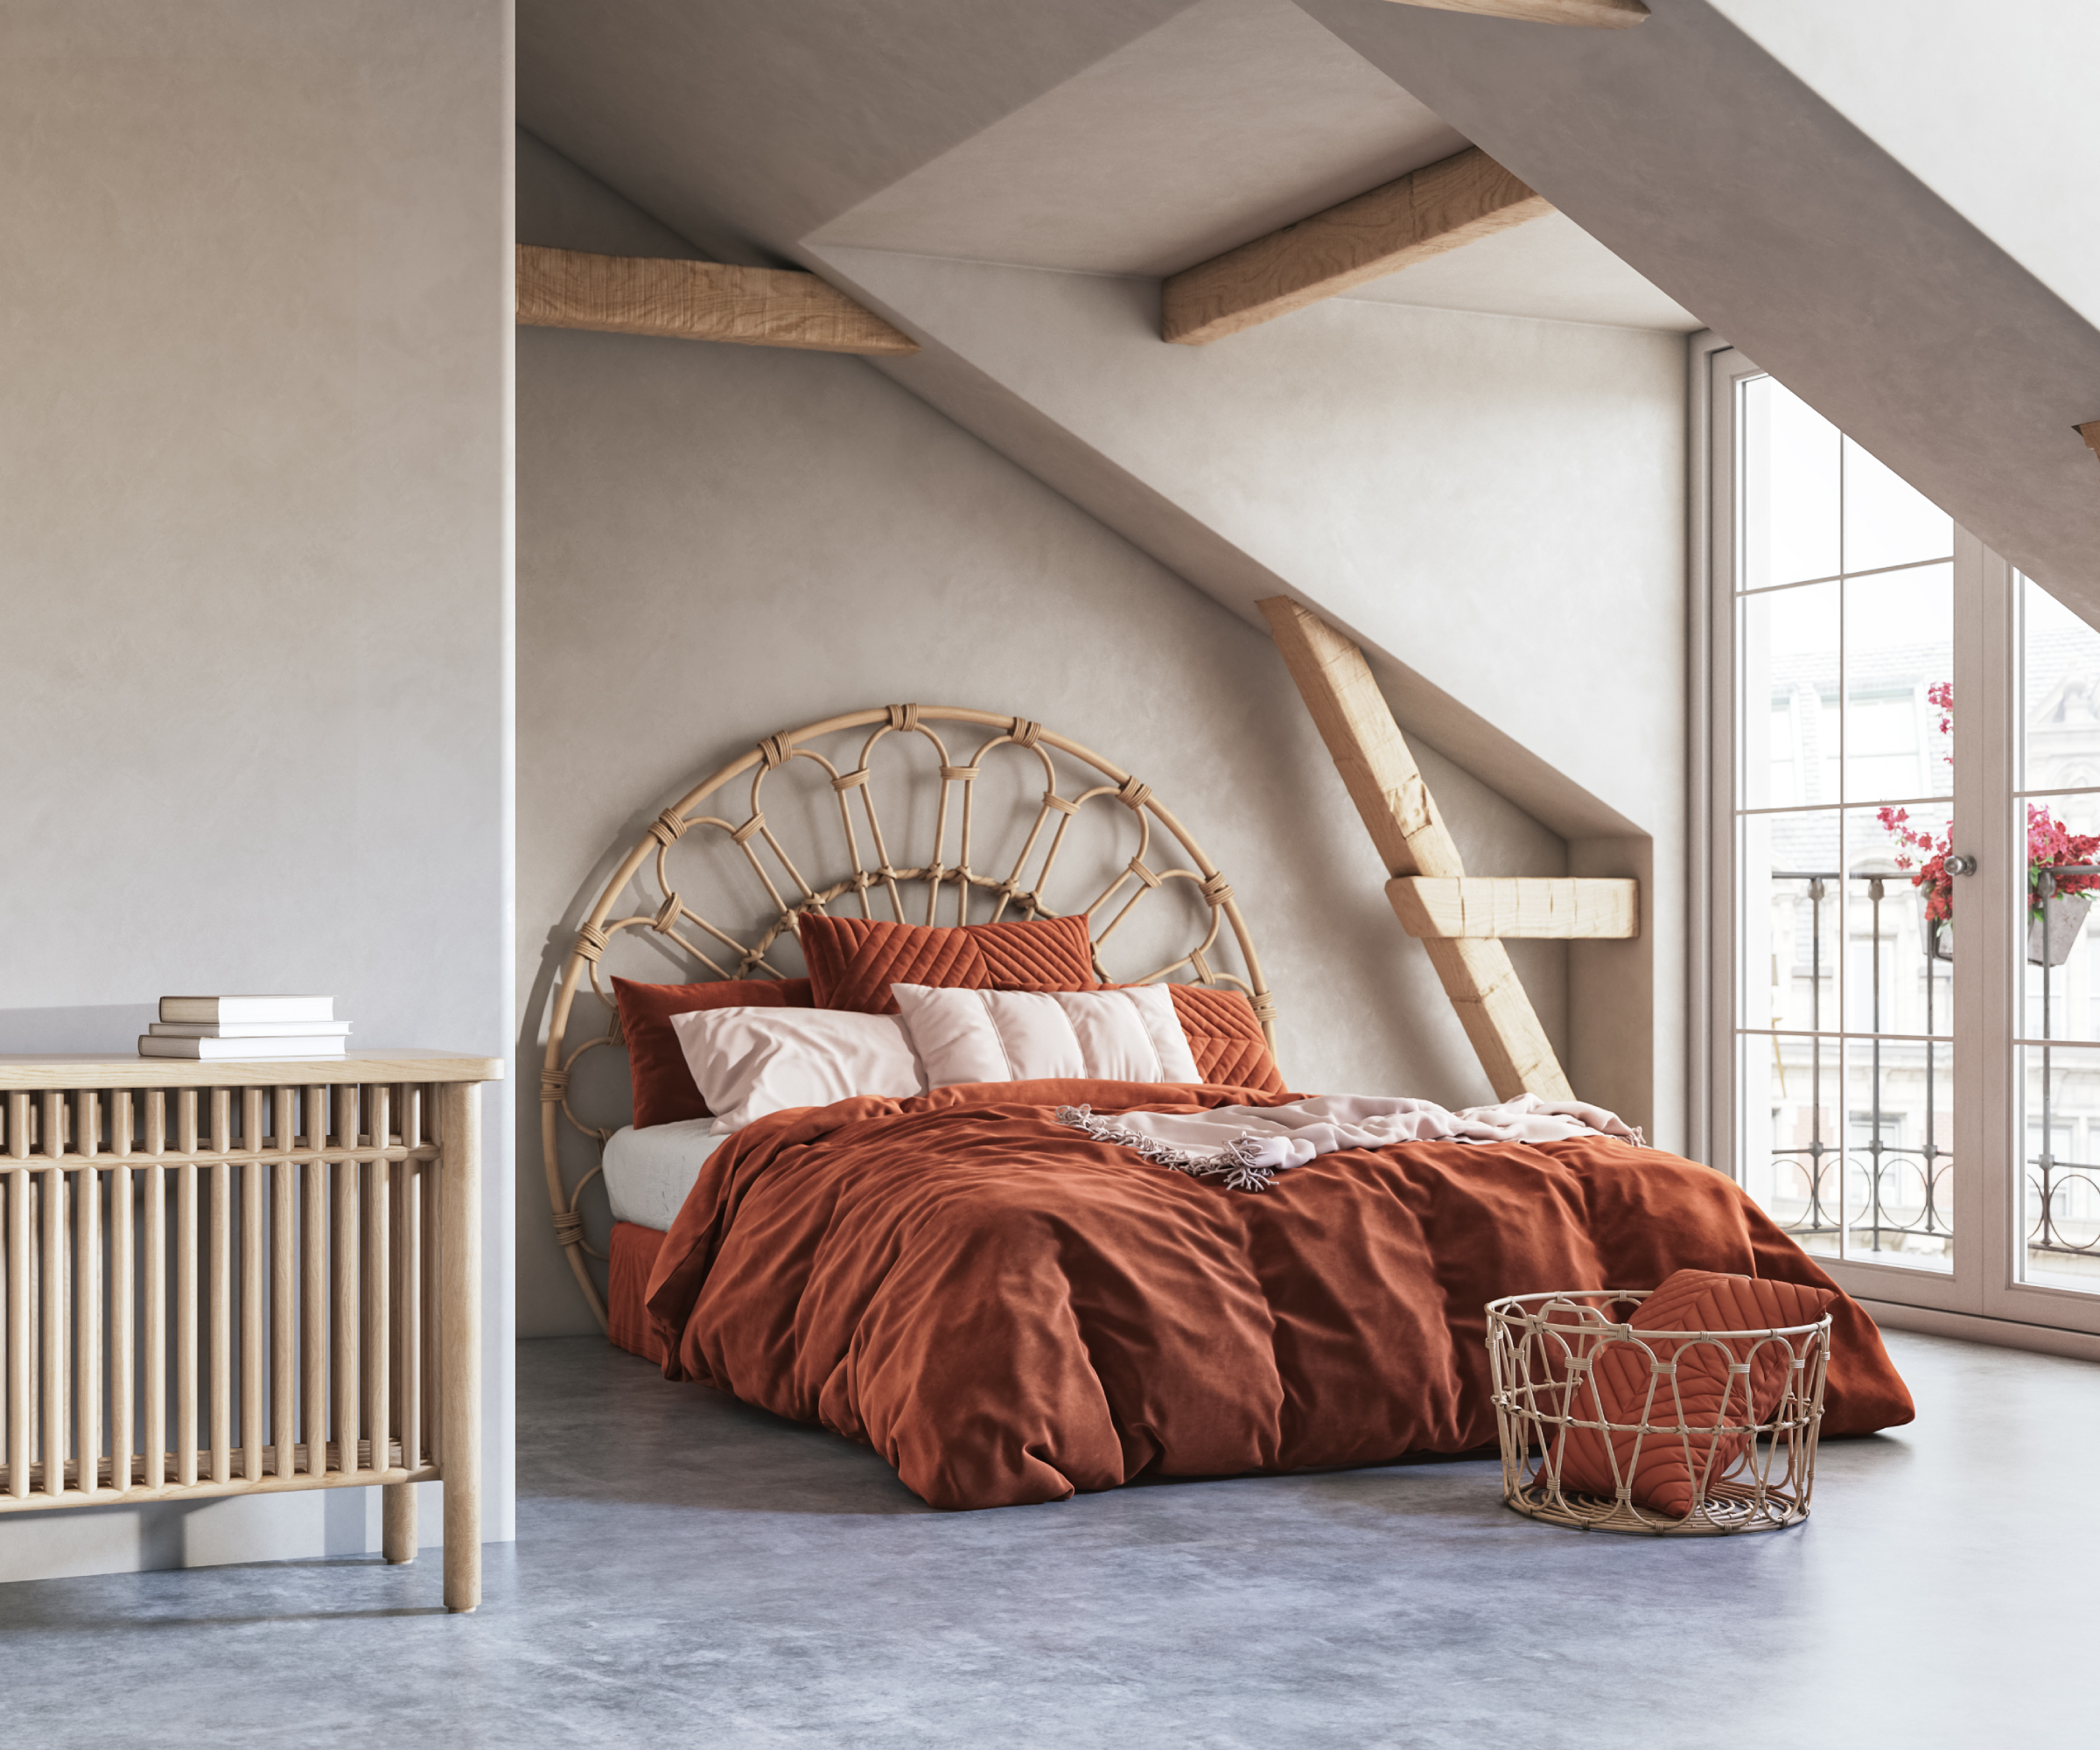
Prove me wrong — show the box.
[159,995,336,1024]
[138,1035,349,1060]
[148,1019,353,1040]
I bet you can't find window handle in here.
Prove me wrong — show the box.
[1944,853,1978,876]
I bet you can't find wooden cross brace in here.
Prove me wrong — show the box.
[1260,598,1638,1101]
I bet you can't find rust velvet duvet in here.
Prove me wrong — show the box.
[646,1081,1914,1509]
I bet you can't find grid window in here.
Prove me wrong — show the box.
[1732,375,1954,1271]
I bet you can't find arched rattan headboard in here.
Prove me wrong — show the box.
[540,704,1277,1326]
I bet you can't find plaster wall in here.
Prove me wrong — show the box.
[514,142,1572,1337]
[514,0,1194,265]
[822,251,1684,841]
[809,250,1687,1152]
[1704,0,2100,336]
[1297,0,2100,626]
[511,5,1698,1159]
[0,1,514,1579]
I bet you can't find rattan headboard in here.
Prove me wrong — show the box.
[540,704,1276,1326]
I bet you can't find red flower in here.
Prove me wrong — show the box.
[1876,682,2098,920]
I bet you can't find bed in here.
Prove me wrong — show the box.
[542,704,1914,1510]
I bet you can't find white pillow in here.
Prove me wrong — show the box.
[669,1006,928,1134]
[889,984,1202,1088]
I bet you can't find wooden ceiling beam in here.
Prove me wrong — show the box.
[1382,0,1648,25]
[515,245,919,357]
[1162,146,1552,346]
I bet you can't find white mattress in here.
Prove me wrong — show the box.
[601,1117,725,1232]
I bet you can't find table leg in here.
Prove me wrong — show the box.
[439,1081,481,1613]
[383,1480,417,1563]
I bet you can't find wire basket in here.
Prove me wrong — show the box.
[1487,1290,1832,1536]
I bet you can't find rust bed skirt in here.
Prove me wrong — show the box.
[607,1220,668,1366]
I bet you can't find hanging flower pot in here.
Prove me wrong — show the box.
[1921,892,2090,963]
[1934,894,2090,964]
[1878,684,2100,969]
[2029,892,2091,968]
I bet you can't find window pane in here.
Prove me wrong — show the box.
[2020,1044,2100,1293]
[1740,1032,1840,1261]
[1842,1033,1953,1270]
[1741,376,1839,588]
[1844,564,1952,803]
[1843,437,1953,574]
[2017,578,2100,1298]
[1732,367,1964,1290]
[2018,789,2100,1046]
[2023,577,2100,793]
[1844,806,1952,1036]
[1746,816,1842,1033]
[1741,581,1838,809]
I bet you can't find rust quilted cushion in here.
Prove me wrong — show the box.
[1550,1269,1837,1517]
[1166,985,1286,1095]
[799,914,1098,1014]
[612,975,814,1128]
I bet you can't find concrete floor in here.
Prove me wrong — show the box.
[3,1331,2095,1748]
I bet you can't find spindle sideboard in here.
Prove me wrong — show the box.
[0,1050,500,1611]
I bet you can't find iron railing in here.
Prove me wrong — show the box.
[2028,865,2100,1256]
[1762,870,1948,1254]
[1761,864,2100,1259]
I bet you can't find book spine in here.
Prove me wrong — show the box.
[138,1037,349,1060]
[147,1022,354,1039]
[158,998,338,1023]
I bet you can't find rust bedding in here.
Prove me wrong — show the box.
[646,1080,1914,1509]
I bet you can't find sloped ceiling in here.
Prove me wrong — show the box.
[516,0,1704,841]
[1298,0,2100,618]
[517,0,2100,802]
[518,0,1690,332]
[516,0,1189,262]
[521,0,2100,622]
[514,0,1712,1142]
[805,0,1464,279]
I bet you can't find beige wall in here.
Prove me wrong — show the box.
[0,2,514,1578]
[1298,0,2100,627]
[515,136,1581,1337]
[811,248,1688,1152]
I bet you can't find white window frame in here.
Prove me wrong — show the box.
[1701,343,2100,1345]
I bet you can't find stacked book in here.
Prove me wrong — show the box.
[139,996,349,1060]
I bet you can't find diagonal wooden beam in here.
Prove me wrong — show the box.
[1382,0,1648,25]
[1259,597,1576,1101]
[1162,147,1552,346]
[2079,420,2100,473]
[515,245,919,356]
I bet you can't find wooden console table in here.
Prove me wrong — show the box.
[0,1050,500,1612]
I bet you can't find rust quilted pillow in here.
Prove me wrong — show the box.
[799,914,1097,1014]
[1166,984,1286,1095]
[611,975,814,1128]
[1550,1269,1837,1518]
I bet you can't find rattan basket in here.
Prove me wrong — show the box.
[1486,1290,1832,1536]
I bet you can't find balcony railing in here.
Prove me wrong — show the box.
[1763,870,1950,1255]
[2028,865,2100,1257]
[1762,865,2100,1261]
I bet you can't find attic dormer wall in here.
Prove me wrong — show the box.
[514,134,1614,1338]
[1303,0,2100,627]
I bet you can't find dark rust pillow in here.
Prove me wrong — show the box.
[797,914,1098,1014]
[1166,984,1286,1095]
[611,975,813,1128]
[1551,1270,1838,1517]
